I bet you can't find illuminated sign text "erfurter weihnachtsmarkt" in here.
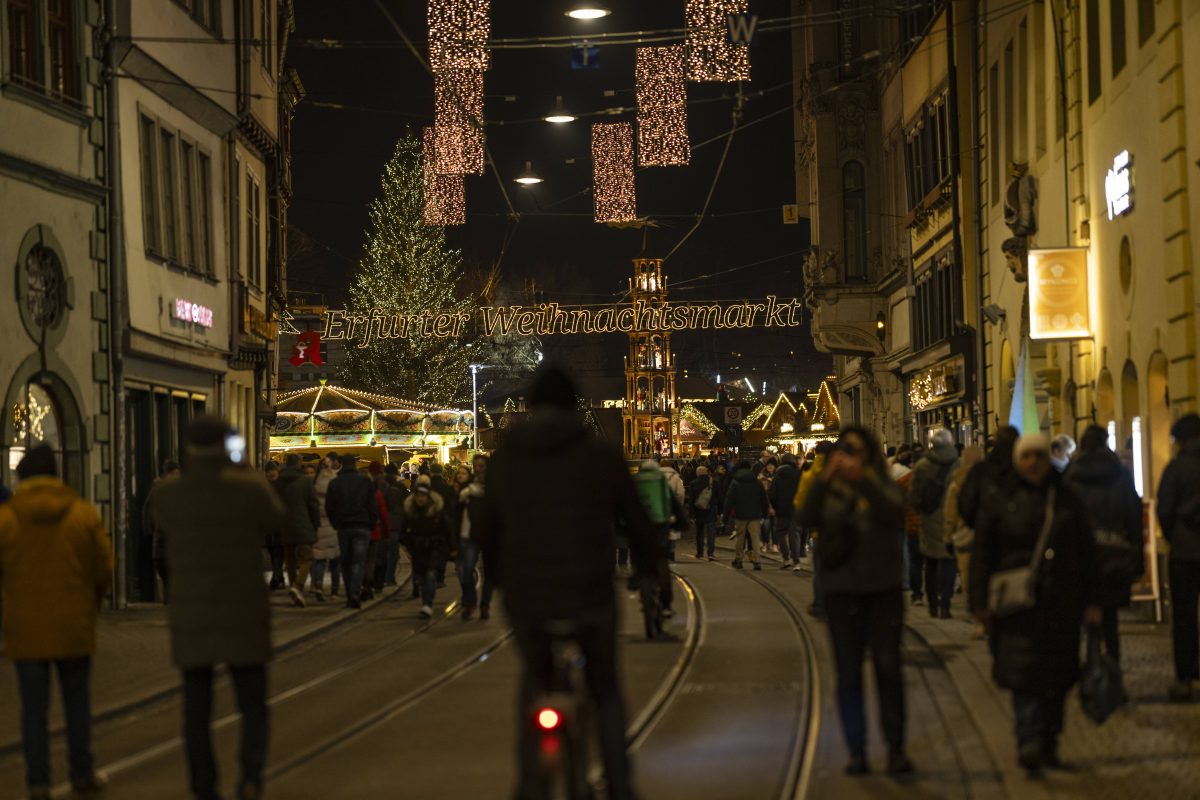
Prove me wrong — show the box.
[323,296,804,348]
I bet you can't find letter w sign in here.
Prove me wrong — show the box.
[727,13,759,45]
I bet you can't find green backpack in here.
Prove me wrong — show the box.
[634,470,672,526]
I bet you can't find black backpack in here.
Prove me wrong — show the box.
[917,461,954,514]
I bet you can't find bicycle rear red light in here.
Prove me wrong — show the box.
[536,708,561,730]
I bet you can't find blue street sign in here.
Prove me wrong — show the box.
[727,13,759,45]
[571,45,601,69]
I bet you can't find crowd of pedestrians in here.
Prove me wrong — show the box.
[5,383,1200,796]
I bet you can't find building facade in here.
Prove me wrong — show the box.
[1,0,297,605]
[623,257,679,458]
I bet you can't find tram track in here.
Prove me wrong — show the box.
[31,582,468,800]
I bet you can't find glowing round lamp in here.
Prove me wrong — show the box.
[565,5,611,20]
[514,161,544,186]
[544,96,576,124]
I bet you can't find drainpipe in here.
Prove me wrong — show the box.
[968,1,989,442]
[104,0,128,609]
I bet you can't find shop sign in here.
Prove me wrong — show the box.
[1029,248,1092,340]
[909,357,964,411]
[173,298,213,328]
[1105,150,1133,220]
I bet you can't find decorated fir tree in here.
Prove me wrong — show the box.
[341,135,474,405]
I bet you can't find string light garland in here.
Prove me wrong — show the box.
[685,0,751,82]
[427,0,491,72]
[591,122,637,223]
[636,45,690,166]
[433,69,485,175]
[422,127,466,225]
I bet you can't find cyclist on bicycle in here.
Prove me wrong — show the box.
[481,365,658,800]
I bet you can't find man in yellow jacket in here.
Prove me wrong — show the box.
[0,444,112,799]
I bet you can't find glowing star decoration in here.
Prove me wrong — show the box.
[636,45,690,167]
[433,69,485,175]
[592,122,637,223]
[685,0,751,82]
[422,128,466,225]
[427,0,491,72]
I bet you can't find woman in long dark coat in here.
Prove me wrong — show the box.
[970,434,1100,776]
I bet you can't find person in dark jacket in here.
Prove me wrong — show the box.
[725,461,771,571]
[970,434,1100,776]
[769,453,803,567]
[686,466,719,560]
[908,430,960,619]
[1065,425,1144,669]
[957,426,1019,530]
[276,454,319,608]
[324,454,377,609]
[801,427,911,776]
[382,463,409,588]
[428,463,455,587]
[1157,413,1200,701]
[399,476,453,618]
[457,455,493,620]
[153,418,284,800]
[362,464,392,600]
[142,459,179,604]
[479,365,657,800]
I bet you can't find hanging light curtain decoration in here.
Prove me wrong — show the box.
[592,122,637,223]
[422,128,465,226]
[428,0,491,72]
[636,45,690,167]
[685,0,751,82]
[433,68,485,175]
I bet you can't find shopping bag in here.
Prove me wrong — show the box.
[1079,632,1123,725]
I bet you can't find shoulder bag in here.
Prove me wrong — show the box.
[987,487,1055,619]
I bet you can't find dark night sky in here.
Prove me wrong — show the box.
[286,0,832,394]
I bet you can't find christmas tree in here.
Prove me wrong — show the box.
[341,135,475,405]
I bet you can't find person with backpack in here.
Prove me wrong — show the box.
[686,465,719,561]
[1156,413,1200,701]
[635,460,683,616]
[725,460,771,571]
[908,430,960,619]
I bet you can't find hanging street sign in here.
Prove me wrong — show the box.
[1028,247,1092,340]
[727,14,760,45]
[321,296,804,348]
[572,44,601,69]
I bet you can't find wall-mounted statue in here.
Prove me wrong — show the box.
[1001,161,1038,282]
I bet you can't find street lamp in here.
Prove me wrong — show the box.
[544,96,576,124]
[565,4,611,19]
[514,161,544,185]
[470,364,480,452]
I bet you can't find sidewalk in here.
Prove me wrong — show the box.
[0,574,409,757]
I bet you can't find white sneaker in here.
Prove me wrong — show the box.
[793,565,803,573]
[419,605,433,618]
[288,587,306,608]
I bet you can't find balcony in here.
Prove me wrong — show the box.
[802,248,905,357]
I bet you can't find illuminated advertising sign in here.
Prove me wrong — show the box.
[173,298,214,328]
[1029,248,1091,340]
[1105,150,1133,220]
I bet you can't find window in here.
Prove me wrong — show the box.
[7,0,40,87]
[46,0,75,100]
[1034,11,1046,156]
[232,155,241,280]
[247,172,262,286]
[180,141,196,270]
[1017,20,1028,161]
[913,252,962,351]
[904,93,952,211]
[842,161,867,281]
[1111,0,1127,77]
[173,0,220,33]
[1138,0,1154,46]
[160,129,179,261]
[139,116,161,254]
[261,0,273,71]
[197,153,212,276]
[1003,41,1014,171]
[1087,0,1101,103]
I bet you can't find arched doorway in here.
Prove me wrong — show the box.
[1121,360,1142,494]
[1147,351,1170,496]
[998,339,1015,427]
[6,373,86,494]
[1096,368,1116,434]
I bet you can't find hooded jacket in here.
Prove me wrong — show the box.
[154,454,284,668]
[0,477,113,660]
[686,474,719,524]
[909,442,960,559]
[1065,447,1144,606]
[276,465,319,547]
[769,462,802,520]
[481,408,657,621]
[399,490,452,570]
[1157,440,1200,561]
[724,467,770,521]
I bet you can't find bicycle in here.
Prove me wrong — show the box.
[530,620,594,800]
